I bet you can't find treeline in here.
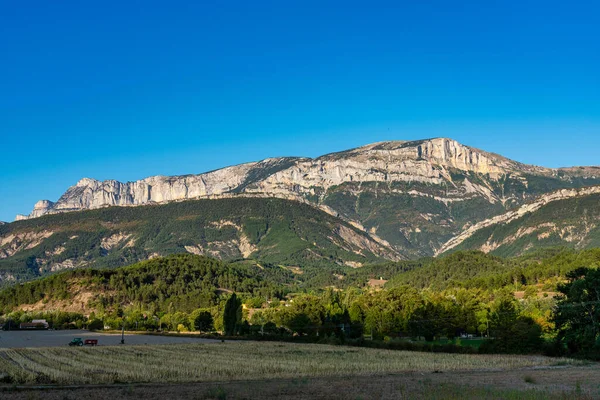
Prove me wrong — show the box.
[1,250,599,359]
[385,248,600,291]
[0,254,293,315]
[248,286,547,354]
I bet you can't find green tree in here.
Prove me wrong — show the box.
[285,313,312,335]
[409,301,438,341]
[554,267,600,359]
[87,319,104,331]
[223,293,242,335]
[481,299,543,354]
[191,310,214,332]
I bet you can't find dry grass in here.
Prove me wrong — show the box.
[0,341,581,385]
[2,371,600,399]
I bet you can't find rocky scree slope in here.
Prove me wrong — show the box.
[15,138,600,258]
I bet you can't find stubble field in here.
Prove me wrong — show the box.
[0,341,598,399]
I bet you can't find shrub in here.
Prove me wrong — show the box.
[87,319,104,331]
[191,310,214,332]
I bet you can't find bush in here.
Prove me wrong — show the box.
[87,319,104,331]
[191,310,214,332]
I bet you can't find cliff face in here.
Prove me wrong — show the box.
[14,138,600,258]
[15,157,301,219]
[243,138,547,200]
[16,138,559,219]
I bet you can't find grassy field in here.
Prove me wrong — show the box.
[0,341,585,385]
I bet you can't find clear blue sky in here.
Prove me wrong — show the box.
[1,1,598,221]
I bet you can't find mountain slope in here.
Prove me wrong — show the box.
[14,138,600,258]
[386,248,600,291]
[0,197,399,285]
[438,187,600,257]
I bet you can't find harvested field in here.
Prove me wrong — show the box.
[2,367,600,399]
[0,341,587,385]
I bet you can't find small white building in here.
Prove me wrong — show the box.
[31,319,49,329]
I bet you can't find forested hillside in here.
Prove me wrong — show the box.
[0,254,295,315]
[0,197,398,284]
[444,192,600,257]
[386,248,600,291]
[3,249,599,358]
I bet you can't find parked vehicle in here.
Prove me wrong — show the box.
[69,338,99,346]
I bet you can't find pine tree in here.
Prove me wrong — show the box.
[223,293,242,335]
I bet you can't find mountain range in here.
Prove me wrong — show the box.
[2,137,600,283]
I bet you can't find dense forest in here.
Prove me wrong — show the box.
[1,248,599,359]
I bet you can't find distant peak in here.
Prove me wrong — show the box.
[33,200,54,210]
[76,177,99,187]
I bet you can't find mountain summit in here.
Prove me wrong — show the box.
[10,138,600,262]
[18,138,598,221]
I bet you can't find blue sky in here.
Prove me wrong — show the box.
[1,1,598,221]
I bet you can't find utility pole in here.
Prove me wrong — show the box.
[121,325,125,344]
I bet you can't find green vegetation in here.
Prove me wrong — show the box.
[554,268,600,359]
[223,293,242,335]
[0,254,291,315]
[0,197,390,284]
[386,248,600,291]
[451,193,600,257]
[1,248,600,360]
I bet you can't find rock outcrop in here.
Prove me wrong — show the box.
[17,157,302,219]
[19,138,590,220]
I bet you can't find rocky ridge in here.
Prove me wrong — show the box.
[436,185,600,255]
[17,138,592,220]
[12,138,600,259]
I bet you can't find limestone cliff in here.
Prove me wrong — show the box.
[19,138,587,220]
[14,137,600,258]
